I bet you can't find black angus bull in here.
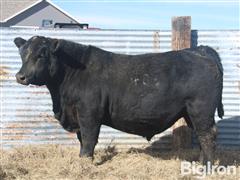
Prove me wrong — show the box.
[14,36,224,165]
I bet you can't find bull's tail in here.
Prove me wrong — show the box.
[206,46,224,119]
[207,46,224,119]
[217,93,224,119]
[196,46,224,118]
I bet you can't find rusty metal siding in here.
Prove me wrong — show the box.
[0,28,239,150]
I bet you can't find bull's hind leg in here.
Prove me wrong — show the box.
[186,100,217,165]
[197,124,217,165]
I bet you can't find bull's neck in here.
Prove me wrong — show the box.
[46,65,74,118]
[45,44,93,117]
[46,80,61,118]
[46,64,67,118]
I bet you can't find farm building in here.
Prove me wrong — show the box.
[0,0,87,28]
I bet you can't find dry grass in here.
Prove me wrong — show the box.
[0,145,239,180]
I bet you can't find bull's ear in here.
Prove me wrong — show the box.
[49,38,87,68]
[14,37,26,48]
[50,39,62,54]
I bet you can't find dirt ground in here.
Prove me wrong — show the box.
[0,145,239,180]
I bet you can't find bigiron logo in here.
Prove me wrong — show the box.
[181,161,238,178]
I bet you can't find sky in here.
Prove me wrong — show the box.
[52,0,239,30]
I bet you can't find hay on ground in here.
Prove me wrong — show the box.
[0,145,239,180]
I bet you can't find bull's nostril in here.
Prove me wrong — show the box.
[16,73,26,81]
[19,75,25,81]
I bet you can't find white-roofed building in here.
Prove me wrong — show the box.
[0,0,84,28]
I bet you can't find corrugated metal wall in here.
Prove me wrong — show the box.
[0,28,239,150]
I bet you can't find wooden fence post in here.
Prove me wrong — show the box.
[172,16,192,149]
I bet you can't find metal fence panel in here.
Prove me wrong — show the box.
[0,28,239,150]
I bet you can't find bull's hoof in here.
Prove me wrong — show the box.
[79,155,93,163]
[79,152,93,159]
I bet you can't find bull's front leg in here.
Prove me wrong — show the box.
[76,131,82,150]
[78,116,101,158]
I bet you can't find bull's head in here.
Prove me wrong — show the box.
[14,36,62,86]
[14,36,86,86]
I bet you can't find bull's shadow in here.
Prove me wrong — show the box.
[125,116,240,166]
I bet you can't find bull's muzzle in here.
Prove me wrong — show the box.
[15,72,29,85]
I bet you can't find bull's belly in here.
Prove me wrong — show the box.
[107,93,185,138]
[107,110,183,140]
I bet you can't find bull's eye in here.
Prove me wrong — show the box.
[38,47,48,59]
[38,54,46,59]
[36,57,46,62]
